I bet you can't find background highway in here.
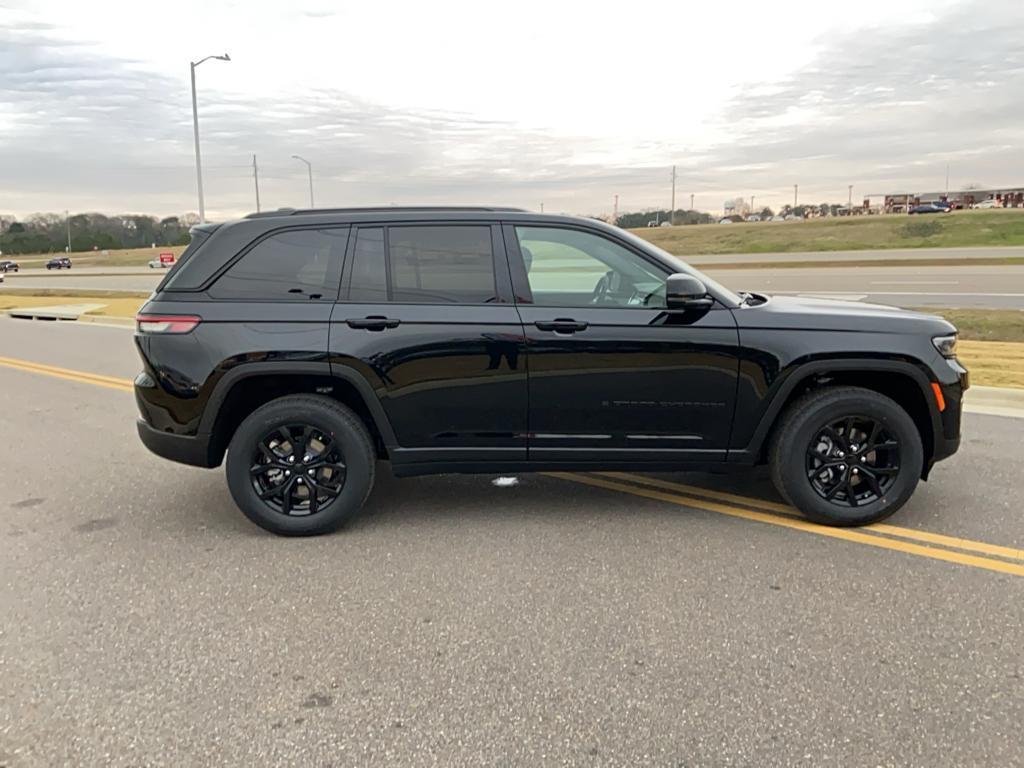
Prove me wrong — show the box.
[1,317,1021,766]
[4,259,1024,309]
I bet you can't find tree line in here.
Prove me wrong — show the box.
[0,213,199,256]
[613,209,716,228]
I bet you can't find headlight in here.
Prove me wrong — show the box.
[932,334,958,358]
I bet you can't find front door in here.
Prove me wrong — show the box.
[504,224,740,463]
[328,222,527,468]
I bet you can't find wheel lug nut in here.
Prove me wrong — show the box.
[852,468,859,474]
[839,464,846,471]
[837,451,845,458]
[308,469,315,476]
[860,456,866,462]
[285,470,291,476]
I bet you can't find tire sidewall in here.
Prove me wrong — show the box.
[226,398,373,536]
[779,393,923,526]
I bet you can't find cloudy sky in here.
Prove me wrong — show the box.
[1,0,1022,219]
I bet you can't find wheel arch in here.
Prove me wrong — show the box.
[200,362,397,466]
[735,359,941,477]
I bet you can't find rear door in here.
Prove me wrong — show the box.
[328,222,527,467]
[505,223,740,463]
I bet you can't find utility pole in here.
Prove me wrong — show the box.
[945,164,950,197]
[793,184,798,209]
[670,165,677,224]
[690,193,694,211]
[252,154,261,213]
[848,184,853,213]
[751,195,756,215]
[540,202,544,213]
[65,210,71,253]
[613,194,618,224]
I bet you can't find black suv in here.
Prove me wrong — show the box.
[134,207,967,535]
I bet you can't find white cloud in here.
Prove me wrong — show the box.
[0,0,1021,219]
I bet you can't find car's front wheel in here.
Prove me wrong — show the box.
[769,386,923,526]
[226,395,375,536]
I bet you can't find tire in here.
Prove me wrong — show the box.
[225,395,375,536]
[768,386,923,527]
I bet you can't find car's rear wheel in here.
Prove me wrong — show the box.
[769,386,923,526]
[226,395,375,536]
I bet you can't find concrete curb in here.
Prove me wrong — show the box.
[6,303,106,321]
[964,385,1024,419]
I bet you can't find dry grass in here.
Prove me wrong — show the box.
[635,209,1024,256]
[957,340,1024,389]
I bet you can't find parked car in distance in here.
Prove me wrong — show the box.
[134,206,967,536]
[909,204,948,215]
[148,258,172,269]
[46,257,72,269]
[971,198,999,209]
[0,259,19,272]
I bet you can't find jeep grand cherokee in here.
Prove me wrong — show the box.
[134,207,967,535]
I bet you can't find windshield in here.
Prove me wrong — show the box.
[615,227,744,306]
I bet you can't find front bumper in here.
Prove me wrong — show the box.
[930,360,969,467]
[136,419,216,468]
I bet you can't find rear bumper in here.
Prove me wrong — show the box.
[136,419,216,468]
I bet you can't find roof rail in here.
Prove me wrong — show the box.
[244,205,528,219]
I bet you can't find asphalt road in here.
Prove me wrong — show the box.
[710,264,1024,310]
[4,261,1024,310]
[1,317,1021,766]
[688,244,1024,265]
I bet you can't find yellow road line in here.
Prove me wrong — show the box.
[548,472,1024,578]
[0,355,134,392]
[602,472,1024,563]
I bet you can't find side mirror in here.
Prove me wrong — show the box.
[666,273,713,310]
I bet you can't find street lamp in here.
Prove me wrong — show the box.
[190,53,231,223]
[292,155,315,208]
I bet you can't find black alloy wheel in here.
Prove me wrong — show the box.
[805,416,900,508]
[249,424,346,517]
[769,386,923,527]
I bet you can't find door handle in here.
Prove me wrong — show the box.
[346,316,400,331]
[534,318,588,333]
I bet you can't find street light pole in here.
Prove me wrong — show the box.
[190,53,230,224]
[670,165,676,224]
[848,184,853,214]
[65,210,71,253]
[793,184,798,209]
[292,155,315,208]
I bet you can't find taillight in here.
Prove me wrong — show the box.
[135,314,201,334]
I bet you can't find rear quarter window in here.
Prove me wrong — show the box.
[207,228,348,301]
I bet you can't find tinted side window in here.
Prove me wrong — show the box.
[208,228,346,300]
[514,226,667,308]
[347,227,388,302]
[389,226,496,304]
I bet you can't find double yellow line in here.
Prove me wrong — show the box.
[549,471,1024,577]
[0,355,134,392]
